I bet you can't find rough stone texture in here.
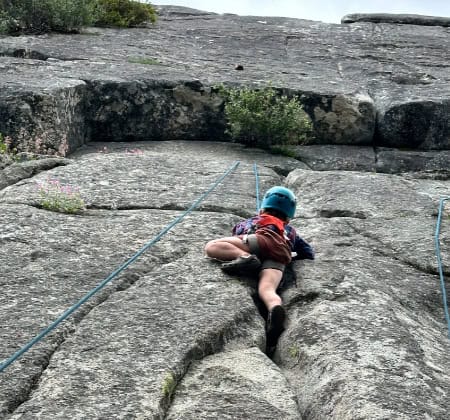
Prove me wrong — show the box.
[1,140,449,419]
[0,157,69,189]
[281,169,450,419]
[0,81,88,155]
[166,347,300,419]
[1,5,450,419]
[376,148,450,175]
[0,7,450,153]
[292,145,376,172]
[342,13,450,27]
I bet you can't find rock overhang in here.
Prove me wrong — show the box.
[0,6,449,153]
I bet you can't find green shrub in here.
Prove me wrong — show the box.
[219,85,313,149]
[93,0,157,28]
[0,8,13,34]
[0,0,94,34]
[0,0,157,34]
[46,0,95,33]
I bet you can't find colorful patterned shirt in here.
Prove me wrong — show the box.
[232,215,314,260]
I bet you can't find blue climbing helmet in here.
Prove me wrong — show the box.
[260,186,297,219]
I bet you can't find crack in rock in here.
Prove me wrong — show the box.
[163,309,302,419]
[2,264,164,416]
[346,222,443,276]
[319,209,368,219]
[0,158,69,191]
[0,48,49,61]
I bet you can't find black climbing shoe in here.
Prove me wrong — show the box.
[221,254,262,276]
[266,305,286,355]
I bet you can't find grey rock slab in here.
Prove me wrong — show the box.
[7,249,265,419]
[0,157,69,190]
[280,168,450,418]
[278,218,450,419]
[0,145,285,217]
[376,147,450,175]
[286,166,449,279]
[0,201,256,417]
[292,145,376,172]
[347,215,450,276]
[286,216,447,317]
[374,93,450,150]
[70,140,309,175]
[286,168,449,219]
[0,205,194,414]
[1,134,449,419]
[166,347,301,420]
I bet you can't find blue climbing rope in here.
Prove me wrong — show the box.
[434,196,450,339]
[254,163,260,212]
[0,160,240,373]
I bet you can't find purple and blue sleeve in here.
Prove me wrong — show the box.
[293,235,315,260]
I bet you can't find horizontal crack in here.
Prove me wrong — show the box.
[345,221,443,277]
[83,204,252,218]
[319,209,367,219]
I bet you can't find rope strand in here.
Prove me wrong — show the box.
[434,196,450,339]
[254,162,260,213]
[0,161,240,373]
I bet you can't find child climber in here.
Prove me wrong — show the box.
[204,186,314,353]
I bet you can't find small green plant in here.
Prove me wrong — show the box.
[0,132,18,158]
[288,344,300,359]
[93,0,157,28]
[37,178,86,214]
[128,56,161,65]
[161,372,176,399]
[270,145,298,158]
[0,133,7,154]
[218,85,313,150]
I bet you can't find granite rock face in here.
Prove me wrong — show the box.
[1,140,449,419]
[0,7,450,153]
[1,6,450,419]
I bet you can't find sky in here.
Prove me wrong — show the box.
[146,0,450,24]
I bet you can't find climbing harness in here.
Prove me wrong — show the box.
[0,160,240,373]
[434,196,450,339]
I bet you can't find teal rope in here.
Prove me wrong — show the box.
[254,163,260,212]
[434,196,450,339]
[0,161,240,373]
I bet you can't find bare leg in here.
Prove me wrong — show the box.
[258,268,283,311]
[204,237,251,261]
[260,268,286,355]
